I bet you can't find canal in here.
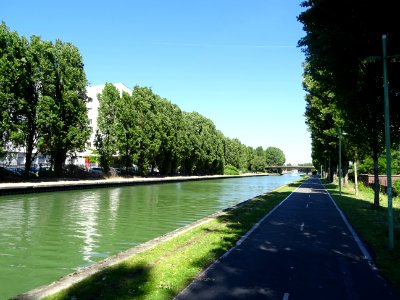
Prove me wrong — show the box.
[0,174,300,299]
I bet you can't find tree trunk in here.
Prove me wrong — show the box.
[24,145,33,178]
[54,151,65,177]
[354,159,359,196]
[373,151,380,208]
[343,163,349,186]
[24,130,36,178]
[125,147,130,174]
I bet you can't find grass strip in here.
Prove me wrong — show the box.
[324,181,400,292]
[44,177,306,300]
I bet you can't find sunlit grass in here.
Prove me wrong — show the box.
[325,180,400,292]
[44,177,306,300]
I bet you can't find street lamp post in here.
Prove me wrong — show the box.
[382,34,394,250]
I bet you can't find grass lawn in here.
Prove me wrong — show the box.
[44,177,306,300]
[324,180,400,292]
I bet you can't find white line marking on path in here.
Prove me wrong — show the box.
[306,203,309,208]
[300,222,304,231]
[283,292,290,300]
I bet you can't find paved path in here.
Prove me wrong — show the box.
[176,177,399,300]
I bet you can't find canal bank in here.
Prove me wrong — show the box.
[13,176,305,300]
[0,174,268,196]
[14,208,224,299]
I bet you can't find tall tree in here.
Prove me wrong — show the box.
[37,40,90,176]
[224,138,243,170]
[95,83,120,173]
[131,86,161,175]
[265,146,286,173]
[303,66,341,181]
[0,23,21,158]
[180,111,224,175]
[115,90,138,172]
[245,146,256,172]
[251,146,266,173]
[0,24,42,176]
[12,36,48,177]
[265,146,286,166]
[155,98,182,175]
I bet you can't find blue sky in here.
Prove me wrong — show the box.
[1,0,311,164]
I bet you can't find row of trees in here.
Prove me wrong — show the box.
[0,22,286,177]
[0,22,90,176]
[298,0,400,206]
[94,83,286,176]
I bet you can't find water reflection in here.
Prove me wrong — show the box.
[109,188,120,229]
[0,175,300,299]
[75,193,100,263]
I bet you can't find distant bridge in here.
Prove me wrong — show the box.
[265,165,314,170]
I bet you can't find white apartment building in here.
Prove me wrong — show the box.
[1,83,132,169]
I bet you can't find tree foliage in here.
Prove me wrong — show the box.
[250,146,266,173]
[0,22,90,177]
[298,0,400,206]
[90,83,279,177]
[95,83,120,173]
[94,86,243,176]
[36,39,90,176]
[0,22,25,158]
[265,146,286,166]
[179,111,224,175]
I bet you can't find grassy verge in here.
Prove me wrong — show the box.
[324,180,400,292]
[43,177,306,300]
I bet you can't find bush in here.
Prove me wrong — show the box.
[224,164,239,175]
[394,180,400,197]
[357,181,371,192]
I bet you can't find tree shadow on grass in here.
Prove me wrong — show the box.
[50,261,152,300]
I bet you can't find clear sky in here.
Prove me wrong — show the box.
[1,0,311,164]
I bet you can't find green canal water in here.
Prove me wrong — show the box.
[0,175,300,299]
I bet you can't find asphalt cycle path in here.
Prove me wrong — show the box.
[175,177,399,300]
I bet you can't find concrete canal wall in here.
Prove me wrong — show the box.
[0,174,268,196]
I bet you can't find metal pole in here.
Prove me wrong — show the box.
[382,34,394,250]
[338,127,342,196]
